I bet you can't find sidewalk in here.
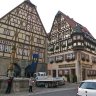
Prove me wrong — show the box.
[0,83,79,96]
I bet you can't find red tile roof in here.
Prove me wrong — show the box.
[56,11,94,38]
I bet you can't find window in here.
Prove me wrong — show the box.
[73,36,76,40]
[65,53,75,61]
[3,29,10,36]
[39,53,43,58]
[55,45,59,50]
[4,45,8,52]
[81,36,83,40]
[86,55,89,61]
[68,39,72,44]
[35,47,40,52]
[18,48,23,55]
[78,42,81,45]
[0,44,3,51]
[37,38,41,44]
[73,43,76,46]
[59,33,63,40]
[79,82,96,89]
[81,53,85,61]
[77,35,81,40]
[49,57,55,64]
[25,35,30,41]
[23,49,28,56]
[55,55,64,62]
[62,41,66,47]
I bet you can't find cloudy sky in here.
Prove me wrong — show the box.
[0,0,96,37]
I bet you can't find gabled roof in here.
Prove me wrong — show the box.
[0,0,36,20]
[0,0,47,36]
[50,11,94,39]
[57,11,90,33]
[57,11,76,28]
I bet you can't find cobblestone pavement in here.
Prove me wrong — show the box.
[0,83,79,96]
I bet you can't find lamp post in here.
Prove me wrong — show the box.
[7,45,16,77]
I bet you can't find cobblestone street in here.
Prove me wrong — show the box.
[0,83,79,96]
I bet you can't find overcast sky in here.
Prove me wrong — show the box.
[0,0,96,38]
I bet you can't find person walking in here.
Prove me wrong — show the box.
[29,77,33,92]
[5,77,13,94]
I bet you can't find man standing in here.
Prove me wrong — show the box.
[5,77,13,94]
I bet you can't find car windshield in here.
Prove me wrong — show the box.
[79,82,96,89]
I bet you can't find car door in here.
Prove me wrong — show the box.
[87,89,96,96]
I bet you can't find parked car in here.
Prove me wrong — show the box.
[77,79,96,96]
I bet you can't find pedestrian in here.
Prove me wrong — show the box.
[29,77,33,92]
[5,77,13,94]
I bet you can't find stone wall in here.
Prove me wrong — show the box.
[0,57,47,77]
[0,57,11,76]
[0,77,29,93]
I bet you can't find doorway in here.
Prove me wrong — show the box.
[53,70,56,77]
[71,69,77,82]
[82,69,86,80]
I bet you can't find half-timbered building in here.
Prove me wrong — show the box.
[48,11,96,82]
[0,0,47,77]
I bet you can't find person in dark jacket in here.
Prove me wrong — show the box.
[5,77,13,94]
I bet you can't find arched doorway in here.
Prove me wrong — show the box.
[13,63,21,77]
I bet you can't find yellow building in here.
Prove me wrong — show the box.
[48,11,96,82]
[0,0,47,77]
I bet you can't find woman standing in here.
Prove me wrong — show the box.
[29,77,33,92]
